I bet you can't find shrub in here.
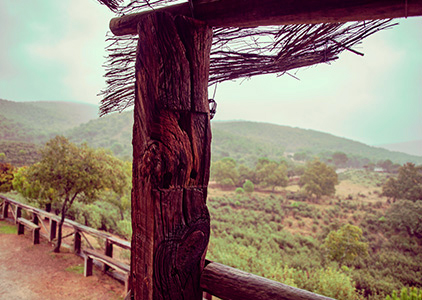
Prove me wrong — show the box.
[235,187,245,194]
[243,180,254,193]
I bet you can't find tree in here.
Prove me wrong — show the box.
[243,180,254,194]
[237,164,255,185]
[255,158,288,191]
[0,162,15,192]
[382,163,422,202]
[299,159,338,199]
[14,136,128,252]
[323,224,368,264]
[385,200,422,239]
[211,157,239,187]
[332,152,348,168]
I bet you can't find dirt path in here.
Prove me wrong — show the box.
[0,221,125,300]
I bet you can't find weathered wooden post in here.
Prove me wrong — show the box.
[15,207,22,224]
[32,213,39,225]
[49,218,57,242]
[2,201,9,219]
[130,12,212,300]
[74,229,82,254]
[104,239,113,272]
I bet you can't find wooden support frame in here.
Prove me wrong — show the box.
[130,12,213,300]
[110,0,422,36]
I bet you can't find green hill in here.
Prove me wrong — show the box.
[65,110,133,160]
[0,99,98,144]
[1,99,421,166]
[211,121,422,166]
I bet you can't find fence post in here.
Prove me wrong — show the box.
[104,239,113,272]
[74,230,81,254]
[32,213,39,225]
[2,201,9,219]
[15,207,22,224]
[49,219,57,242]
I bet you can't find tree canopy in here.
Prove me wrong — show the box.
[382,163,422,202]
[323,224,368,264]
[255,158,288,191]
[211,157,239,187]
[299,159,338,199]
[13,136,129,252]
[0,162,15,193]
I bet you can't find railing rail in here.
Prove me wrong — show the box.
[0,195,131,286]
[1,195,336,300]
[201,261,335,300]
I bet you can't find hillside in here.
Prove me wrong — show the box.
[379,140,422,157]
[0,99,98,144]
[1,99,421,166]
[65,117,422,166]
[65,110,133,160]
[211,121,422,166]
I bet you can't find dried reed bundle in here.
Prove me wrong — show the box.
[97,0,395,115]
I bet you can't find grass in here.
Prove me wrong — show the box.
[0,220,17,234]
[65,264,84,274]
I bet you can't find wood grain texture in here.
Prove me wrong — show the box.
[201,262,336,300]
[130,12,213,300]
[110,0,422,36]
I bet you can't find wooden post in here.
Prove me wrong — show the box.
[45,203,51,221]
[74,230,81,254]
[84,255,93,277]
[49,219,57,242]
[17,222,24,235]
[32,213,39,225]
[15,207,22,224]
[131,12,212,300]
[2,201,9,219]
[33,227,40,245]
[104,239,113,272]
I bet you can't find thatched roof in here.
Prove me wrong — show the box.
[96,0,395,115]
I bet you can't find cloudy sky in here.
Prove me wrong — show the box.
[0,1,421,146]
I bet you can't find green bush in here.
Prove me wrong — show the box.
[243,180,254,193]
[235,187,245,194]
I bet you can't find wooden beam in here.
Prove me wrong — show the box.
[130,12,212,300]
[110,0,422,36]
[201,262,336,300]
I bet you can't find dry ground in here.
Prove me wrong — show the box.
[0,220,126,300]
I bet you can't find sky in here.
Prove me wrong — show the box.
[0,0,421,146]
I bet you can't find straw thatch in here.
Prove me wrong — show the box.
[97,0,395,115]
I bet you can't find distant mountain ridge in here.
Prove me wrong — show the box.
[211,121,422,166]
[1,99,421,166]
[0,99,98,144]
[378,140,422,157]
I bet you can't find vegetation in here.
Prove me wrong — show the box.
[382,163,422,201]
[211,121,422,166]
[0,221,17,234]
[2,100,421,168]
[299,159,338,199]
[323,224,368,264]
[205,167,422,299]
[13,136,130,252]
[0,163,15,192]
[2,101,422,299]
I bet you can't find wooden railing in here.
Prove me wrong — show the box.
[0,195,130,286]
[1,195,335,300]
